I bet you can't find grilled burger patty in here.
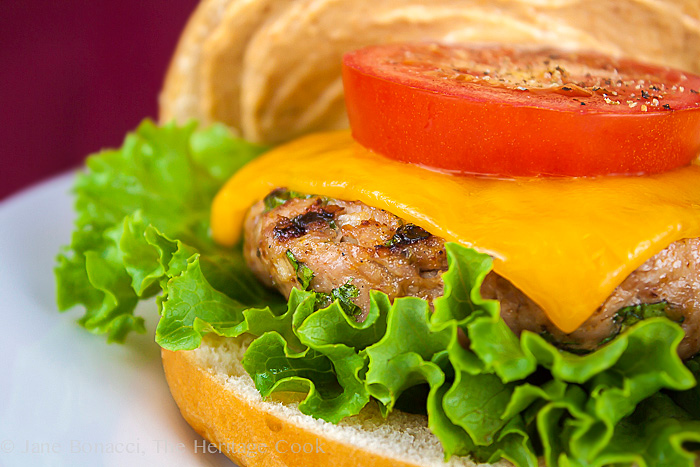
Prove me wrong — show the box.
[243,190,700,359]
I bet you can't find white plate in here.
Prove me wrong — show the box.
[0,174,233,467]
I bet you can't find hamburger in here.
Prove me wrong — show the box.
[56,1,700,466]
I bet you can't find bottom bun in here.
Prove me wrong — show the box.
[162,335,514,467]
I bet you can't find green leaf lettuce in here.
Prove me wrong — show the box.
[57,121,700,467]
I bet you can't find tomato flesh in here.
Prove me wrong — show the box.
[342,43,700,177]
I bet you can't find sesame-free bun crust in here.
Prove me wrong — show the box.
[162,336,515,467]
[159,0,700,145]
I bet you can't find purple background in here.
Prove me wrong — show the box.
[0,1,198,201]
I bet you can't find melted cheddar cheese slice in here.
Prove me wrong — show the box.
[211,130,700,333]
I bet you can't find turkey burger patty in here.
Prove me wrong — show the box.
[245,189,700,360]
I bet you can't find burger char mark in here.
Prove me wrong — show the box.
[273,201,343,240]
[244,188,700,359]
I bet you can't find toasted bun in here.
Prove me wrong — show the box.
[162,335,519,467]
[159,0,700,145]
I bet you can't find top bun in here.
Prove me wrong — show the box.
[159,0,700,145]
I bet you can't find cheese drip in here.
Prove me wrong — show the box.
[212,130,700,333]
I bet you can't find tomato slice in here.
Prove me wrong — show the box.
[342,43,700,177]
